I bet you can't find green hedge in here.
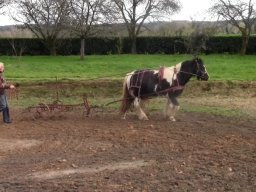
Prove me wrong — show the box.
[0,36,255,55]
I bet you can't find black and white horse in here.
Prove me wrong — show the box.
[120,58,209,121]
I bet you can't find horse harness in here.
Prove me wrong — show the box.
[158,66,184,94]
[129,70,147,97]
[129,67,184,98]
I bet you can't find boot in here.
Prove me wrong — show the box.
[3,107,12,123]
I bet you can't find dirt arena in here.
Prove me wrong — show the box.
[0,107,255,192]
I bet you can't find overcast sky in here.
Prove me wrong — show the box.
[0,0,213,26]
[173,0,213,21]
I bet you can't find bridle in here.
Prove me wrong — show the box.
[194,59,208,79]
[169,59,209,81]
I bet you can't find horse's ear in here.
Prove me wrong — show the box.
[192,54,198,60]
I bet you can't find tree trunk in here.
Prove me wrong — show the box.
[80,38,85,60]
[240,34,249,56]
[50,46,57,56]
[47,40,57,56]
[131,36,137,54]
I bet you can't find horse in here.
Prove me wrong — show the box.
[120,57,209,121]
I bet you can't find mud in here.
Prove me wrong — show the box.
[0,108,255,192]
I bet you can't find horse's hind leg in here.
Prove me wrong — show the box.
[165,96,180,122]
[122,112,127,120]
[134,97,149,120]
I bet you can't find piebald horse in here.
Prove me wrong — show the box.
[120,58,209,121]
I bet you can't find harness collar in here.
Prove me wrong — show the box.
[158,65,184,94]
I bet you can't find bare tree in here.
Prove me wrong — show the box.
[0,0,6,10]
[13,0,71,55]
[70,0,107,60]
[0,0,10,14]
[8,26,28,63]
[183,23,208,55]
[210,0,256,55]
[111,0,181,54]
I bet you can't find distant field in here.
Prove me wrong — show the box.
[0,54,255,82]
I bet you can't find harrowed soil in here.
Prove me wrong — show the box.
[0,81,255,191]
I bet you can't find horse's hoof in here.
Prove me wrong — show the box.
[169,116,176,122]
[139,116,149,121]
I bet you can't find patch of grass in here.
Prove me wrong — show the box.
[0,54,255,83]
[1,55,188,81]
[133,98,251,118]
[203,54,256,81]
[181,103,247,118]
[2,54,255,119]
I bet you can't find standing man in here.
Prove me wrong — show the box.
[0,62,15,123]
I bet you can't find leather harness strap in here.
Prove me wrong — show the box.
[159,66,184,94]
[171,66,184,92]
[158,66,165,81]
[130,70,146,97]
[129,67,185,98]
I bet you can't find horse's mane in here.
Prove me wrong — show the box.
[193,57,203,63]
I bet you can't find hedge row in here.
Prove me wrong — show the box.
[0,36,256,55]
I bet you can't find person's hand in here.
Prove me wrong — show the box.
[10,85,15,89]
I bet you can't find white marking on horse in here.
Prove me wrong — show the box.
[163,63,182,86]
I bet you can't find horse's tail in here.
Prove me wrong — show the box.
[120,76,133,114]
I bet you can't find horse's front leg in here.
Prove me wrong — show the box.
[165,96,180,122]
[134,97,149,120]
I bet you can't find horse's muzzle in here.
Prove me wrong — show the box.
[197,73,209,81]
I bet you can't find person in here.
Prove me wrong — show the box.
[0,62,15,123]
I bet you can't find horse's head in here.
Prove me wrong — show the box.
[193,58,209,81]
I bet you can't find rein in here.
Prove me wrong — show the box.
[105,84,184,106]
[178,70,199,77]
[78,64,204,82]
[90,61,207,107]
[126,67,205,80]
[105,67,201,106]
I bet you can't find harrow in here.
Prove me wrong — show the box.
[26,96,91,117]
[21,77,105,118]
